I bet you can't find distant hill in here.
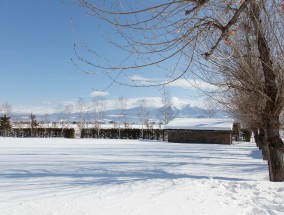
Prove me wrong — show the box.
[11,105,231,123]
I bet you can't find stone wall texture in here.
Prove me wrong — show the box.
[167,130,232,145]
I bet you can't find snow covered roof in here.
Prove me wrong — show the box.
[164,118,234,131]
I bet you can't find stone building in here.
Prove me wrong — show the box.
[164,118,234,145]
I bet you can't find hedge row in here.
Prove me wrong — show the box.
[0,128,75,138]
[0,128,165,140]
[81,128,166,140]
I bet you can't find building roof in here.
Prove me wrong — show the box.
[164,118,234,131]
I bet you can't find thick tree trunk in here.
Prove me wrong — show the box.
[258,128,268,160]
[265,117,284,181]
[253,129,259,148]
[262,143,269,161]
[250,2,284,181]
[267,144,284,182]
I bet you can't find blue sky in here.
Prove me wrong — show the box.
[0,0,210,113]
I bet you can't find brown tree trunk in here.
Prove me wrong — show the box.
[267,144,284,182]
[251,2,284,181]
[253,129,259,148]
[265,117,284,181]
[258,128,268,160]
[262,144,269,161]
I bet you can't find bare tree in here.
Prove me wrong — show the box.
[56,104,65,131]
[226,87,268,159]
[137,98,150,139]
[158,88,175,124]
[207,6,284,181]
[77,0,284,181]
[114,96,128,138]
[56,104,74,137]
[1,102,12,116]
[201,2,283,181]
[202,96,219,118]
[43,113,50,138]
[75,0,252,84]
[64,104,74,128]
[76,97,86,137]
[92,96,107,137]
[14,118,25,138]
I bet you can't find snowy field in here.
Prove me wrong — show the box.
[0,138,283,215]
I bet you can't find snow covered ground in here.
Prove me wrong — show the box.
[0,138,283,215]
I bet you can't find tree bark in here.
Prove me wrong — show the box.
[264,116,284,181]
[258,128,268,160]
[251,2,284,181]
[253,129,259,148]
[267,144,284,182]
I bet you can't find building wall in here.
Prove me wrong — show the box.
[167,130,232,145]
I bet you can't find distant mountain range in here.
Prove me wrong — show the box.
[11,105,231,123]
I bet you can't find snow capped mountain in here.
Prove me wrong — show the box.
[11,105,230,123]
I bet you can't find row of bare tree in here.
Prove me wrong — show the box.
[23,94,174,138]
[73,94,175,138]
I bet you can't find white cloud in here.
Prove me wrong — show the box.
[127,75,161,85]
[171,96,205,109]
[128,75,156,82]
[168,79,217,91]
[106,97,163,110]
[42,101,51,105]
[171,96,184,109]
[125,75,216,91]
[134,97,163,108]
[108,96,205,110]
[90,91,109,97]
[12,100,78,115]
[92,96,206,111]
[13,105,56,115]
